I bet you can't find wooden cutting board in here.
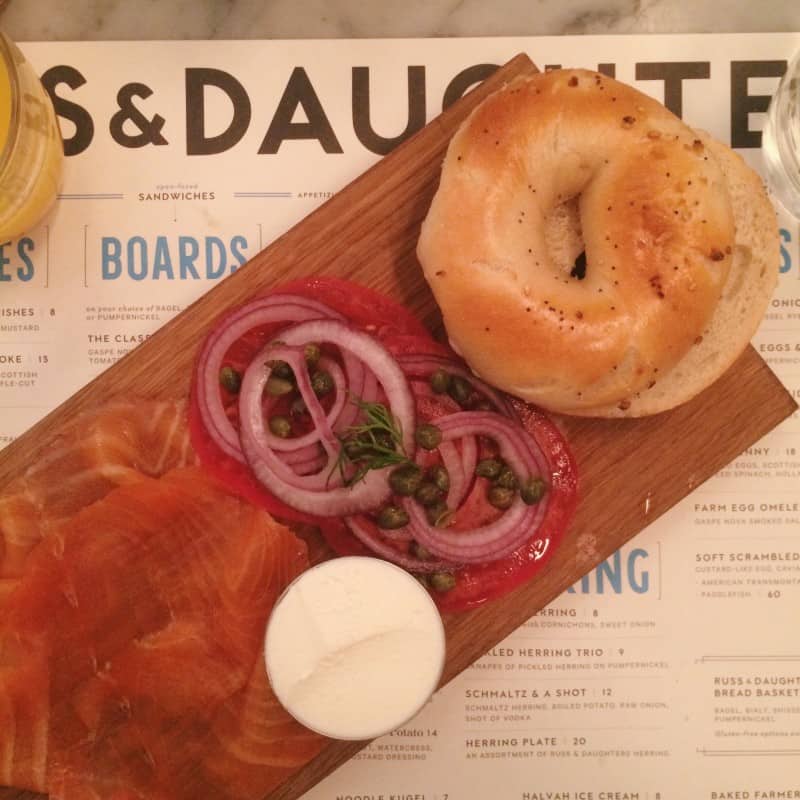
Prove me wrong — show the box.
[0,53,796,800]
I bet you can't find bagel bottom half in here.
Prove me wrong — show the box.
[578,132,779,417]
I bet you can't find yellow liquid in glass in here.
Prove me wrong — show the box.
[0,34,63,240]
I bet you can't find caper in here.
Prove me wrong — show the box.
[265,376,295,397]
[411,541,433,560]
[311,370,334,397]
[475,458,503,479]
[415,423,442,451]
[430,572,457,592]
[219,365,242,394]
[429,369,451,394]
[388,464,423,496]
[377,505,409,530]
[521,477,547,505]
[268,415,292,438]
[488,485,515,510]
[448,375,475,408]
[304,342,321,368]
[425,500,451,527]
[267,359,293,380]
[429,464,450,493]
[415,482,443,508]
[495,466,518,490]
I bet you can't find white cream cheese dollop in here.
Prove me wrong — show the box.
[264,556,446,740]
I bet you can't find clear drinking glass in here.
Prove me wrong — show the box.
[0,33,63,240]
[763,51,800,219]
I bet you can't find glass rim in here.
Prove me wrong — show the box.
[0,32,22,181]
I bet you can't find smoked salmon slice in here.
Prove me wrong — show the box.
[201,660,327,799]
[0,466,325,799]
[0,399,195,591]
[0,398,195,795]
[0,628,49,793]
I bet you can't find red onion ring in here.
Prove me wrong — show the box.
[262,356,347,453]
[404,493,536,564]
[288,450,328,476]
[196,294,341,463]
[436,436,477,510]
[282,442,323,466]
[401,412,550,564]
[334,350,368,431]
[360,368,380,405]
[239,319,416,517]
[262,346,341,461]
[459,434,478,499]
[277,320,416,456]
[345,515,455,573]
[239,348,342,492]
[435,440,461,507]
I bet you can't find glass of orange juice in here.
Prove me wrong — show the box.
[0,33,63,240]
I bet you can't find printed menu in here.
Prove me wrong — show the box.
[2,32,800,799]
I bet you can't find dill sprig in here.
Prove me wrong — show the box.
[335,398,412,486]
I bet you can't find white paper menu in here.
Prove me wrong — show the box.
[2,32,800,800]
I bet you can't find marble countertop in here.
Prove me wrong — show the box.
[1,0,799,41]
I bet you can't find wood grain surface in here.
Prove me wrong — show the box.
[0,52,796,800]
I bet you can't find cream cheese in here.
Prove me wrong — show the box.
[264,556,446,740]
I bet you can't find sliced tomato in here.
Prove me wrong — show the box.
[432,404,578,613]
[188,277,432,525]
[317,354,579,613]
[316,517,372,558]
[381,332,454,360]
[272,276,431,341]
[189,276,579,613]
[319,401,577,613]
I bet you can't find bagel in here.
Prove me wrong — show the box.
[417,68,779,417]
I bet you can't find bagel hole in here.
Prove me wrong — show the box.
[542,196,586,280]
[571,251,587,280]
